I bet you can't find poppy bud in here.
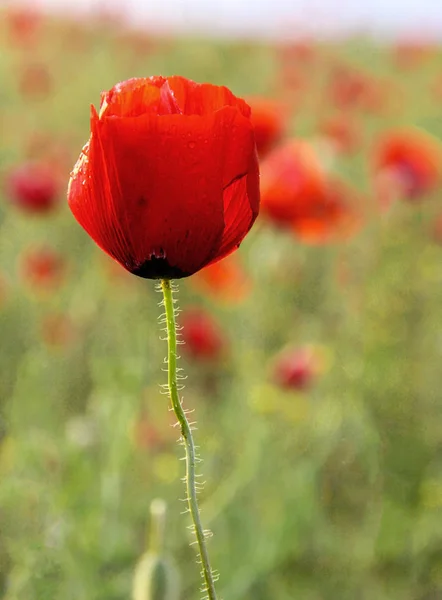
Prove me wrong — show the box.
[132,554,180,600]
[132,499,180,600]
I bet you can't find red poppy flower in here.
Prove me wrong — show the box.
[180,307,226,361]
[327,65,385,114]
[20,246,65,290]
[68,76,260,279]
[393,41,434,69]
[6,6,41,47]
[18,62,52,100]
[5,162,60,213]
[279,41,316,65]
[319,114,361,155]
[247,97,287,156]
[192,253,251,303]
[260,141,359,243]
[373,128,442,201]
[293,177,360,244]
[272,346,320,391]
[260,140,326,227]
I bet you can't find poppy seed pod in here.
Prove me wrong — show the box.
[68,76,260,279]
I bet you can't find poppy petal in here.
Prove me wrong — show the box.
[167,76,251,117]
[71,107,256,275]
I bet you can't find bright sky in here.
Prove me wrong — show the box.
[16,0,442,38]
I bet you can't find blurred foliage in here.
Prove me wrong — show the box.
[2,6,442,600]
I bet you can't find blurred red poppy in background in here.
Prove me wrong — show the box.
[180,307,226,361]
[5,162,61,213]
[327,65,385,114]
[319,114,361,155]
[393,41,434,70]
[5,6,42,47]
[248,97,287,156]
[18,62,52,100]
[68,76,260,279]
[271,345,322,391]
[373,128,442,201]
[20,246,65,290]
[260,140,326,227]
[279,41,316,66]
[192,253,251,303]
[260,140,359,242]
[292,177,360,244]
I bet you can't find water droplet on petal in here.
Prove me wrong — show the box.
[188,141,196,149]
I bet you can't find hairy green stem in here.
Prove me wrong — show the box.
[160,279,218,600]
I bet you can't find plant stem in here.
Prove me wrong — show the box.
[160,279,218,600]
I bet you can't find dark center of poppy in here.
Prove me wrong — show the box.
[131,256,189,280]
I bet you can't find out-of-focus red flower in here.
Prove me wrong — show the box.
[18,62,52,100]
[292,177,360,244]
[5,162,60,213]
[393,41,434,69]
[320,114,361,155]
[68,76,260,279]
[192,253,251,303]
[260,140,326,227]
[180,308,226,361]
[272,346,321,391]
[290,179,361,244]
[278,41,316,66]
[373,128,442,201]
[248,97,287,156]
[5,6,41,47]
[278,66,306,100]
[327,66,385,113]
[20,246,65,290]
[260,141,359,242]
